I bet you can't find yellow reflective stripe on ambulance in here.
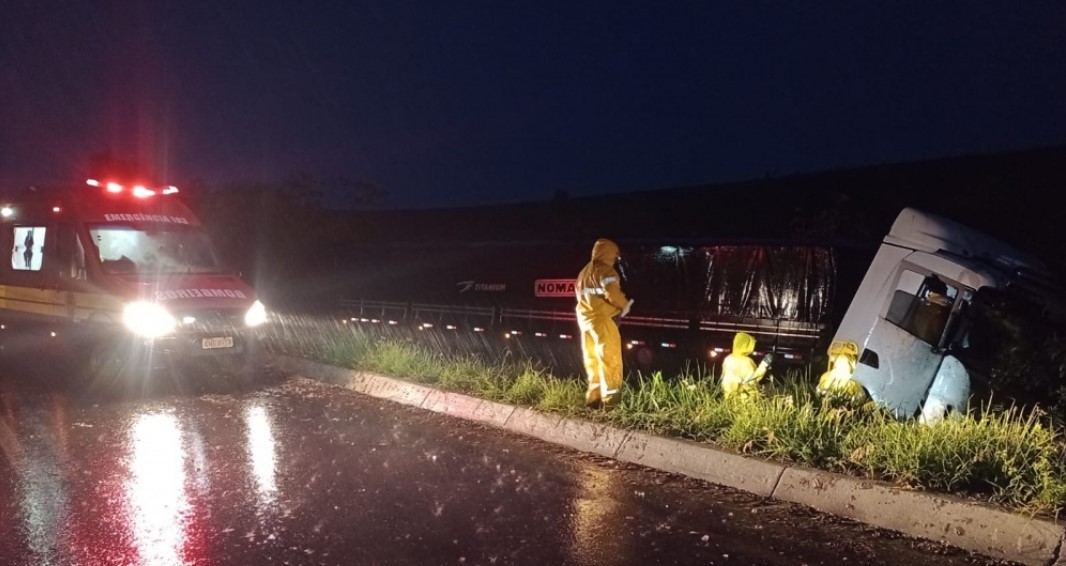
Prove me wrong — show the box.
[71,291,123,321]
[0,284,122,321]
[0,285,60,317]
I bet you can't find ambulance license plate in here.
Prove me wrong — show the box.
[202,336,234,350]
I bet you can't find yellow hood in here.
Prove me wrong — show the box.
[732,332,756,356]
[591,238,620,265]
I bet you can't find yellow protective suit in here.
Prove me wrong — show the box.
[817,341,866,403]
[721,332,768,400]
[576,239,632,408]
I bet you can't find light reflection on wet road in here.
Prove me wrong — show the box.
[0,375,1015,566]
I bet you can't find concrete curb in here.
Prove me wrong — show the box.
[420,391,514,428]
[505,408,630,459]
[278,356,1064,566]
[772,468,1062,566]
[616,430,784,498]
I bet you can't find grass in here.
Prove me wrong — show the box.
[264,315,1066,515]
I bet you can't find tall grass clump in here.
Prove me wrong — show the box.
[503,365,552,405]
[842,405,1066,511]
[362,339,444,381]
[719,396,850,467]
[535,376,586,414]
[263,315,373,367]
[610,371,727,439]
[436,356,501,393]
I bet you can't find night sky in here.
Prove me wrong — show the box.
[2,2,1065,209]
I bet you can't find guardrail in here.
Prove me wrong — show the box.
[336,298,828,364]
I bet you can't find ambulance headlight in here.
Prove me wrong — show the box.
[244,300,268,327]
[123,302,177,338]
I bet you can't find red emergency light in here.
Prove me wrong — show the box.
[86,179,179,198]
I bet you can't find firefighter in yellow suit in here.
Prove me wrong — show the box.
[817,341,867,403]
[575,239,633,409]
[721,332,771,399]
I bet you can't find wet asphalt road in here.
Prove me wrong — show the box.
[0,371,1017,566]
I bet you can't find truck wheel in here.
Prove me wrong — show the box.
[634,346,655,373]
[918,355,969,425]
[918,399,951,425]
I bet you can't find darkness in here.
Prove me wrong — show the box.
[327,145,1066,270]
[2,2,1065,208]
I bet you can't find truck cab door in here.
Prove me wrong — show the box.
[852,269,968,417]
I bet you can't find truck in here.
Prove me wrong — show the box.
[0,179,270,385]
[831,208,1065,421]
[333,207,1065,420]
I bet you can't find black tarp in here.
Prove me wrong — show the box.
[619,245,834,323]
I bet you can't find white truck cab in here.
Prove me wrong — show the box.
[830,207,1061,421]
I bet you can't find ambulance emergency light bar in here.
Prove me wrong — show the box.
[86,179,179,198]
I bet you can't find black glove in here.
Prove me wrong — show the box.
[761,353,774,368]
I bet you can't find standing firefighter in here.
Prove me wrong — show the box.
[575,239,634,409]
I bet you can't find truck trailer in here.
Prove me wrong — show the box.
[334,238,853,375]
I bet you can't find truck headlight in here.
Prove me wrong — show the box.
[244,300,267,327]
[123,301,177,338]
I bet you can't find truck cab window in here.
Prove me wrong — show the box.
[886,271,958,346]
[10,226,47,271]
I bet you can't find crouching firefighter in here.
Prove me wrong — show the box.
[817,340,867,405]
[575,238,634,409]
[721,332,772,400]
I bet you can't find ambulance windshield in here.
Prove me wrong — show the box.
[89,224,224,274]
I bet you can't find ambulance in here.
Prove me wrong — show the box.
[0,179,268,382]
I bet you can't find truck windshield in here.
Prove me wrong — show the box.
[89,224,223,274]
[952,284,1066,401]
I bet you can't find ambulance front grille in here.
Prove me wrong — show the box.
[176,309,245,333]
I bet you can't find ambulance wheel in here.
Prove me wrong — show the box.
[226,359,257,391]
[83,339,135,395]
[211,353,265,391]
